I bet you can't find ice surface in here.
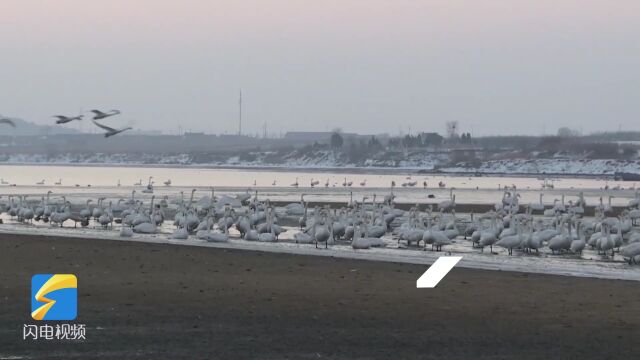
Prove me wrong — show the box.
[1,218,638,282]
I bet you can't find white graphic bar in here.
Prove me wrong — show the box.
[416,256,462,288]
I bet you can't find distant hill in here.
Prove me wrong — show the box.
[0,117,81,136]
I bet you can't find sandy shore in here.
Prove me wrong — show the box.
[1,234,638,359]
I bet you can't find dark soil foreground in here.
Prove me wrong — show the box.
[0,233,638,359]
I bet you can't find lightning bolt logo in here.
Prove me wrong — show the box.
[31,274,77,320]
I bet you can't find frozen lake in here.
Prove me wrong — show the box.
[0,164,638,206]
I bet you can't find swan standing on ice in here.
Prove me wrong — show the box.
[80,200,92,219]
[298,195,308,228]
[258,208,277,242]
[529,194,545,212]
[479,215,500,253]
[142,176,154,193]
[92,197,106,220]
[431,228,453,252]
[133,196,158,233]
[34,196,46,220]
[495,222,523,256]
[98,202,114,228]
[313,212,331,248]
[596,223,615,257]
[603,196,613,214]
[570,223,586,255]
[50,201,71,227]
[549,220,573,254]
[438,188,456,213]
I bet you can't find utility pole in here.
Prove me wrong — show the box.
[238,89,242,136]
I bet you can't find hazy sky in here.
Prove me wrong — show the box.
[1,0,638,136]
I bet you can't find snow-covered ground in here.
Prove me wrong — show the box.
[442,159,640,176]
[2,152,639,176]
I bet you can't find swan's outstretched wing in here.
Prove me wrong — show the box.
[91,110,105,116]
[92,120,116,132]
[0,118,16,127]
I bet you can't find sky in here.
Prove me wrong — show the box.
[0,0,638,136]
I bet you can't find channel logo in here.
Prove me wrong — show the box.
[31,274,77,321]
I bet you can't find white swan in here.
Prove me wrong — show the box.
[352,226,372,249]
[294,231,313,244]
[133,219,157,234]
[495,222,523,256]
[438,188,456,213]
[98,201,114,228]
[54,114,83,124]
[171,227,189,240]
[258,208,277,242]
[620,243,640,264]
[120,225,134,237]
[549,221,573,254]
[90,109,121,120]
[529,194,545,212]
[479,216,499,253]
[570,224,586,255]
[92,120,132,137]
